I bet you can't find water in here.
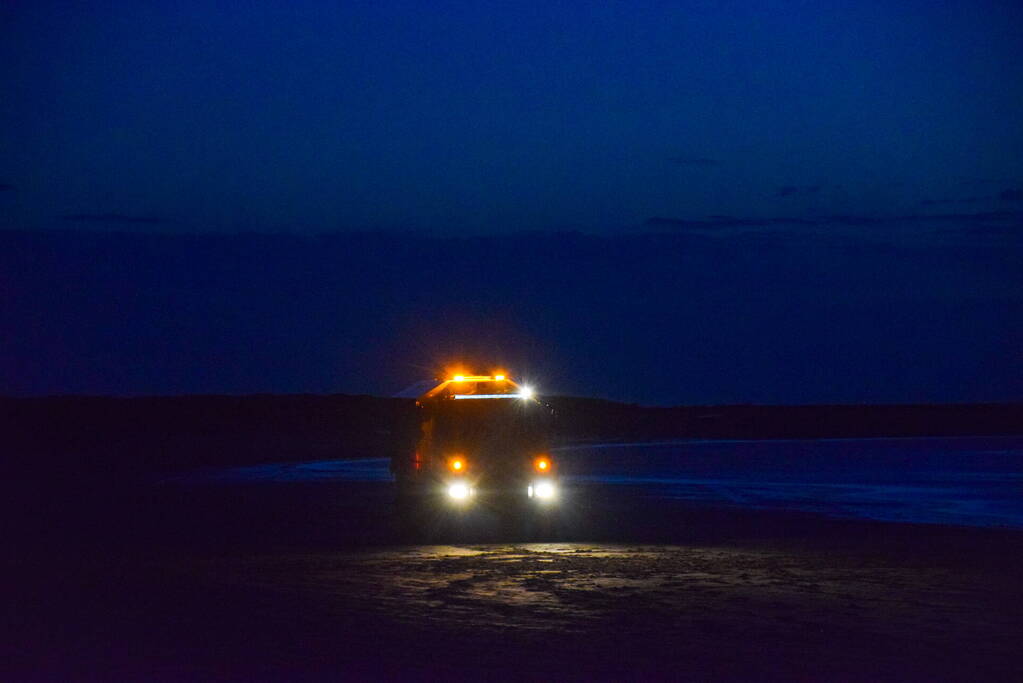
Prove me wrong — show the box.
[560,436,1023,528]
[173,436,1023,529]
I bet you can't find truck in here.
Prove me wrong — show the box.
[391,373,559,506]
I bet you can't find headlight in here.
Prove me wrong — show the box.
[528,481,556,501]
[447,482,471,500]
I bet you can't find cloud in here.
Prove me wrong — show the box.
[822,215,881,225]
[666,157,717,167]
[61,213,163,224]
[999,188,1023,201]
[644,216,816,230]
[959,178,1009,187]
[776,185,821,197]
[921,197,985,206]
[642,210,1021,232]
[902,210,1019,224]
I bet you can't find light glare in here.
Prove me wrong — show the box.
[535,481,556,500]
[519,385,534,400]
[448,482,470,500]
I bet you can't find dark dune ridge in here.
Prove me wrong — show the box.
[4,394,1022,472]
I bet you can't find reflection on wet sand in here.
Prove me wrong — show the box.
[183,542,1020,659]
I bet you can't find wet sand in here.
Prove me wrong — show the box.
[5,474,1023,681]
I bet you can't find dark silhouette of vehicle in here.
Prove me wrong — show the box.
[391,374,558,505]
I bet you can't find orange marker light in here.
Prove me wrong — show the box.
[450,458,465,472]
[494,374,506,381]
[534,457,551,472]
[453,375,465,382]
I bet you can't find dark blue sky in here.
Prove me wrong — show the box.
[3,228,1020,404]
[1,2,1021,403]
[2,1,1022,233]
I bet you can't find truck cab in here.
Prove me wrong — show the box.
[392,374,559,505]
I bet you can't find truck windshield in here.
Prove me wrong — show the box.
[432,399,551,455]
[447,380,518,396]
